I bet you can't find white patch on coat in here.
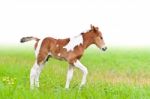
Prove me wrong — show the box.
[56,44,59,47]
[48,52,52,56]
[63,34,83,51]
[35,38,45,57]
[57,53,61,56]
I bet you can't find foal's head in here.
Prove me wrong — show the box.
[88,25,107,51]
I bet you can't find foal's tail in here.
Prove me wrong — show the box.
[20,36,40,43]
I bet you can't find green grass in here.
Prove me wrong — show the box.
[0,46,150,99]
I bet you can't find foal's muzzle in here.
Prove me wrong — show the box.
[101,46,107,51]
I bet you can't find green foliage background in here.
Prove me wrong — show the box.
[0,46,150,99]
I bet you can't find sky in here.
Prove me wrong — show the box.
[0,0,150,47]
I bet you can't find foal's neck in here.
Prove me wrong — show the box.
[82,32,94,49]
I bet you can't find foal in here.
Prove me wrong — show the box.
[20,25,107,89]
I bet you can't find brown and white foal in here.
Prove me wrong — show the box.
[20,25,107,89]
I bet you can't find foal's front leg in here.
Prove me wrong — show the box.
[74,60,88,88]
[65,64,74,89]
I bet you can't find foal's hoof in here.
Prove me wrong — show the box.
[30,86,39,90]
[79,85,86,90]
[30,86,34,90]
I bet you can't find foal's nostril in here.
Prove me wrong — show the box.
[102,47,107,51]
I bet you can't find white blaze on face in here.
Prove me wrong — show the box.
[63,34,83,51]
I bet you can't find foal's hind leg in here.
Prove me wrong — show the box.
[30,61,39,89]
[30,53,48,89]
[34,62,45,87]
[30,61,46,89]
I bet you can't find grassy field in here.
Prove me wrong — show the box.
[0,46,150,99]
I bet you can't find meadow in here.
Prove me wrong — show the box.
[0,46,150,99]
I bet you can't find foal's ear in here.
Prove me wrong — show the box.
[94,27,99,31]
[90,24,94,30]
[90,24,98,31]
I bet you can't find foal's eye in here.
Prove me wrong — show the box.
[100,37,103,39]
